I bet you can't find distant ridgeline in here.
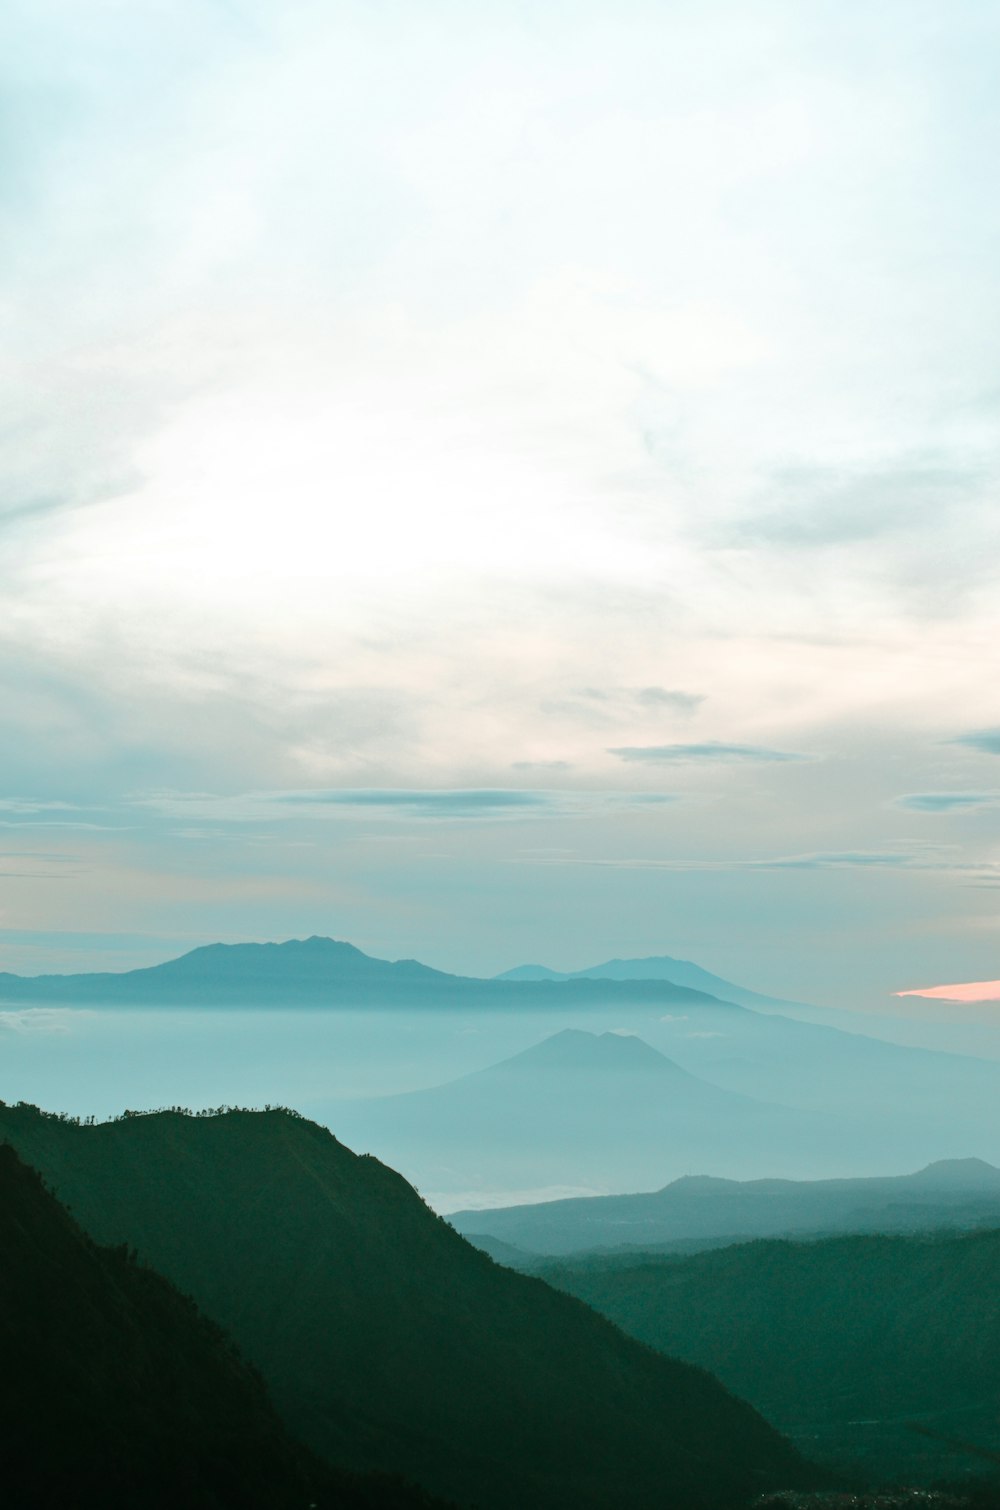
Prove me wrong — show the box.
[7,938,1000,1201]
[328,1027,856,1193]
[451,1158,1000,1257]
[0,935,743,1007]
[494,953,807,1013]
[0,1100,813,1510]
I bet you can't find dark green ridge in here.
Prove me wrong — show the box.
[0,1140,443,1510]
[535,1228,1000,1486]
[0,1100,816,1510]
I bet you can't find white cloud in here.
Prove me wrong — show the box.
[2,1,1000,990]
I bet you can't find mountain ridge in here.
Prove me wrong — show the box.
[9,935,1000,1191]
[0,935,742,1011]
[0,1139,439,1509]
[0,1100,814,1510]
[464,1026,700,1079]
[329,1027,850,1199]
[495,952,819,1015]
[450,1157,1000,1255]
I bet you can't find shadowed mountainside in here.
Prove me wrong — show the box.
[0,1141,441,1510]
[0,1101,814,1510]
[450,1158,1000,1256]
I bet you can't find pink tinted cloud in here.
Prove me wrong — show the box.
[896,981,1000,1003]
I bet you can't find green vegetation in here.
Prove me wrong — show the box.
[535,1230,1000,1484]
[0,1100,813,1510]
[0,1140,442,1509]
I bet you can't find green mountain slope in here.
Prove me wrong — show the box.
[0,1141,438,1510]
[536,1229,1000,1482]
[0,1100,813,1510]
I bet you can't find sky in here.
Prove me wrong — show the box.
[2,0,999,1006]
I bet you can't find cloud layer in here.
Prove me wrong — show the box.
[1,1,999,1001]
[609,743,808,764]
[952,730,1000,756]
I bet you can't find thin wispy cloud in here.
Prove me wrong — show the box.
[510,761,574,772]
[276,789,554,817]
[896,793,1000,813]
[515,850,1000,884]
[0,1009,79,1035]
[0,871,78,881]
[762,851,921,871]
[542,686,705,729]
[633,687,705,714]
[0,820,128,832]
[729,461,990,550]
[136,788,681,825]
[952,729,1000,756]
[608,742,808,764]
[0,799,78,814]
[0,798,123,833]
[0,851,78,863]
[138,789,559,823]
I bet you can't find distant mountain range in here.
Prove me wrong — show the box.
[0,935,832,1022]
[0,935,744,1011]
[450,1157,1000,1256]
[0,1100,813,1510]
[6,935,1000,1186]
[330,1027,854,1198]
[0,937,450,1005]
[534,1226,1000,1483]
[0,1140,437,1510]
[495,953,808,1013]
